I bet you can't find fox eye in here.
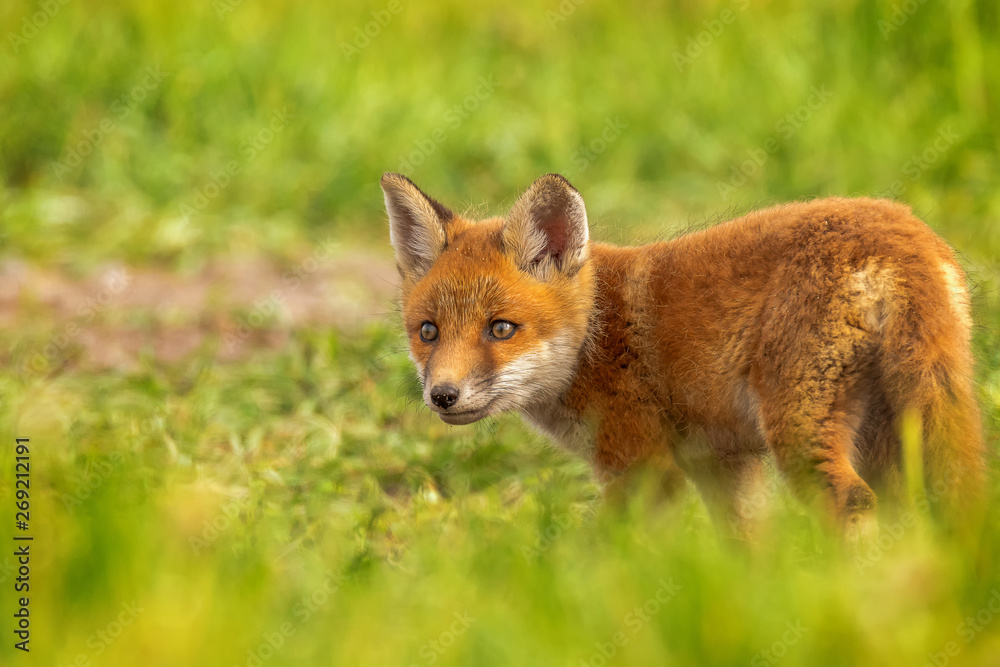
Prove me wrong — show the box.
[489,320,516,340]
[419,322,438,342]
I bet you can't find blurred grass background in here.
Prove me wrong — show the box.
[1,0,1000,665]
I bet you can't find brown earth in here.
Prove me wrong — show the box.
[0,250,399,374]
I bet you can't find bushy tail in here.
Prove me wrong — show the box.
[877,265,986,525]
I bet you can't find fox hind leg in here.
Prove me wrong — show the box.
[764,416,879,539]
[854,389,906,512]
[753,348,881,538]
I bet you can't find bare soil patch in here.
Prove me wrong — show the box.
[0,251,399,373]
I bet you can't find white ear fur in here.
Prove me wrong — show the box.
[503,173,589,279]
[381,173,453,279]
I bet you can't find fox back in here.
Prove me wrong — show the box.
[381,173,984,537]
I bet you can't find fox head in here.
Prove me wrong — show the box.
[381,173,596,425]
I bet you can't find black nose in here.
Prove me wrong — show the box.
[430,385,460,409]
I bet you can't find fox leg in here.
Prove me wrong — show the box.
[854,390,905,511]
[752,342,880,537]
[681,432,768,542]
[769,426,877,537]
[595,406,687,505]
[760,399,879,540]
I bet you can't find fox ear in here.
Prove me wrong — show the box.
[381,173,454,279]
[503,173,589,278]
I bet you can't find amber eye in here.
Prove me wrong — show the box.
[489,320,516,340]
[419,322,438,342]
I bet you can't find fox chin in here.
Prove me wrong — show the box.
[380,171,984,539]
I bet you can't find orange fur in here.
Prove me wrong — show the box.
[381,173,985,535]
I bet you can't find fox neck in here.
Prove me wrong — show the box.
[519,242,653,458]
[516,244,613,454]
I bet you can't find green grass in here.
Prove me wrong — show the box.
[2,0,1000,665]
[3,329,1000,665]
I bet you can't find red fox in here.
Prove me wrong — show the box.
[381,172,984,536]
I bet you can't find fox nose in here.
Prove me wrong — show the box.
[430,385,460,409]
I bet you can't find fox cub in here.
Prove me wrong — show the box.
[381,172,984,535]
